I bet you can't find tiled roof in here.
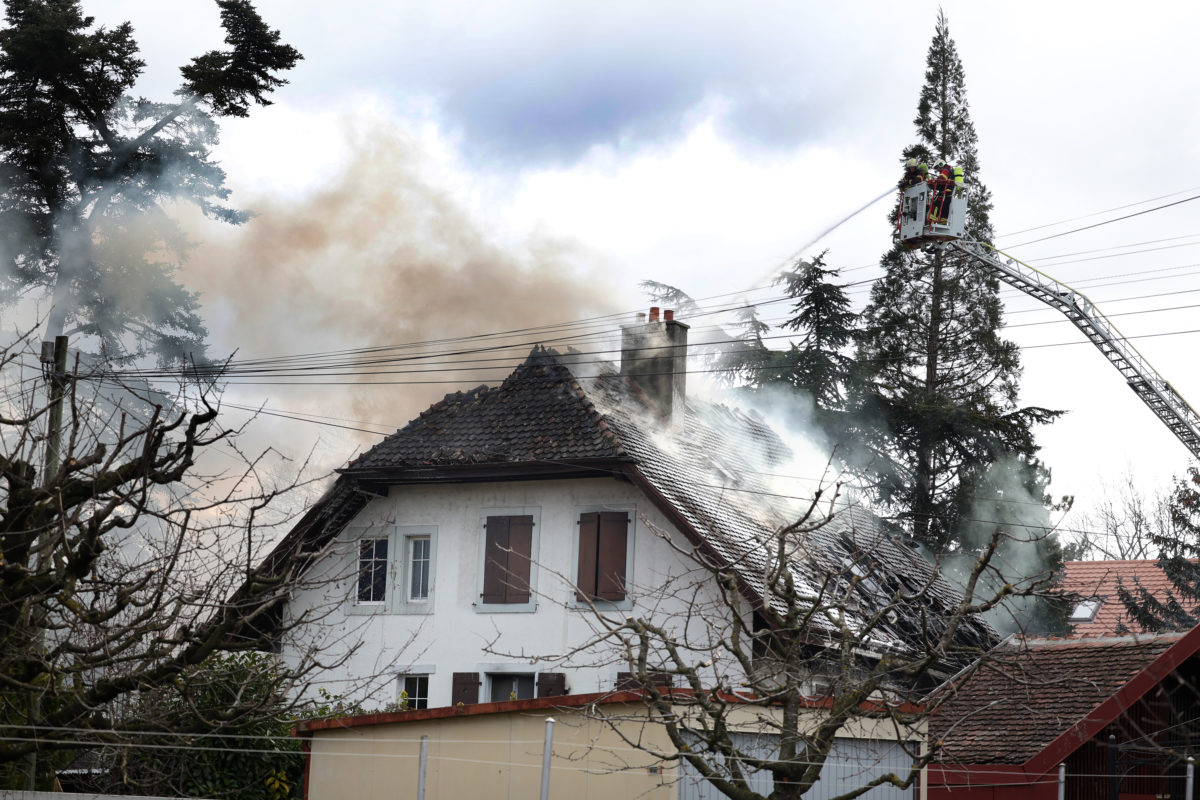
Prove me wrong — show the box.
[346,348,627,469]
[1061,560,1196,636]
[585,370,992,651]
[930,634,1183,765]
[294,345,995,655]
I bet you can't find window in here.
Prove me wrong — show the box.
[398,675,429,710]
[407,536,431,602]
[576,511,630,602]
[357,538,388,604]
[1069,598,1102,622]
[488,673,534,702]
[349,526,436,614]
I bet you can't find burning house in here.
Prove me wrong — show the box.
[257,309,999,798]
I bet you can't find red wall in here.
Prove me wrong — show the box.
[927,765,1059,800]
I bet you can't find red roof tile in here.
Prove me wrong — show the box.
[1061,560,1196,636]
[930,634,1184,765]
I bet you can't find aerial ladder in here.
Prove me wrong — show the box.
[895,173,1200,461]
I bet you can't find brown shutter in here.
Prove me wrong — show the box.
[595,512,629,601]
[481,516,509,604]
[537,672,567,698]
[615,671,671,691]
[451,671,479,705]
[576,512,599,601]
[505,515,533,603]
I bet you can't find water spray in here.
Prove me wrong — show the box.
[756,185,895,286]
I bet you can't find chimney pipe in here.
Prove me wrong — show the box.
[664,309,674,321]
[620,309,689,421]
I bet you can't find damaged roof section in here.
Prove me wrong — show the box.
[264,341,995,658]
[344,347,628,472]
[582,360,995,655]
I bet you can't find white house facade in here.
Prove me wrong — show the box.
[265,308,994,711]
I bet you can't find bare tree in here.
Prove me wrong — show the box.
[1068,472,1174,561]
[514,484,1057,800]
[0,331,358,788]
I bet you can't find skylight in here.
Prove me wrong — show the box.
[1069,598,1102,622]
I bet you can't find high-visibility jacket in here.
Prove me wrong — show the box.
[953,166,964,187]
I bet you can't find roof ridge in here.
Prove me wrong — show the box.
[528,346,630,459]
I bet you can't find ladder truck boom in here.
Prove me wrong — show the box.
[892,169,1200,461]
[945,240,1200,460]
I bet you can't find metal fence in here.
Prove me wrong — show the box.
[677,735,917,800]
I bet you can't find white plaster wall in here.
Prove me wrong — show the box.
[281,476,737,708]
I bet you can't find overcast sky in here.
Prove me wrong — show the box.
[84,0,1200,536]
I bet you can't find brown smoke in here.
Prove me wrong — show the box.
[178,129,613,450]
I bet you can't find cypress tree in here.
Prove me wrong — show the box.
[856,11,1060,553]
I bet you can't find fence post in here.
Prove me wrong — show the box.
[540,717,556,800]
[1187,755,1194,800]
[1058,763,1066,800]
[1109,734,1119,800]
[417,734,429,800]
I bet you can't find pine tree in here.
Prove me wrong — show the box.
[0,0,300,363]
[856,11,1059,552]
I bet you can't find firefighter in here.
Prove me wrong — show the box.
[900,157,923,189]
[930,158,954,223]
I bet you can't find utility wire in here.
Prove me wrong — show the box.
[1003,193,1200,249]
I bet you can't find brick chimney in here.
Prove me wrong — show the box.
[620,307,689,419]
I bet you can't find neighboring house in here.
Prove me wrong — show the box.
[926,627,1200,799]
[1061,560,1199,636]
[265,309,993,711]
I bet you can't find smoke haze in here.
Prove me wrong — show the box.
[176,127,613,462]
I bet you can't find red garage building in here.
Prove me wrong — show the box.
[927,627,1200,799]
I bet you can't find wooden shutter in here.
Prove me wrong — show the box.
[616,671,671,691]
[505,515,533,603]
[576,512,599,601]
[595,512,629,601]
[481,516,510,604]
[451,671,479,705]
[537,672,567,698]
[483,515,533,604]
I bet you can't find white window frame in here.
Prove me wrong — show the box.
[475,507,541,614]
[393,663,436,709]
[396,525,437,615]
[478,663,537,702]
[347,525,394,614]
[345,525,437,615]
[398,674,430,710]
[570,504,636,612]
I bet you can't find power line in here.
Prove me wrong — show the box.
[1003,193,1200,249]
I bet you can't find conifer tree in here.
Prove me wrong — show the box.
[1117,468,1200,632]
[856,11,1059,552]
[0,0,301,363]
[777,252,857,411]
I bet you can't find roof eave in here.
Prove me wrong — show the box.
[337,457,636,485]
